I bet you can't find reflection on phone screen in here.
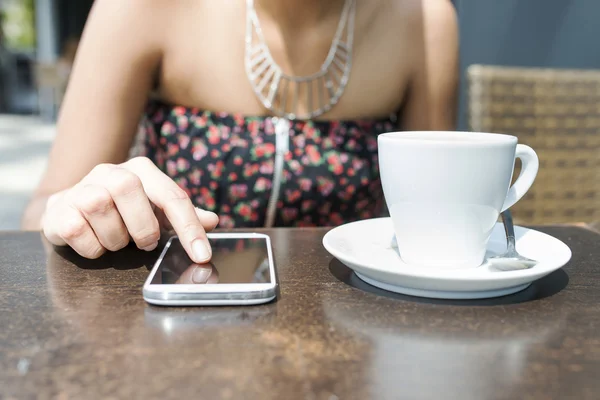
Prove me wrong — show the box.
[151,237,271,285]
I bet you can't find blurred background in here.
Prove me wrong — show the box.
[0,0,91,229]
[1,0,599,229]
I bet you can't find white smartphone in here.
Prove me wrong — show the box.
[143,233,277,306]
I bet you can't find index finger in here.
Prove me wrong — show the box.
[124,157,213,264]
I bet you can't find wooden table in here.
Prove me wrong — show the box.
[1,226,599,400]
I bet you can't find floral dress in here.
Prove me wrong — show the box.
[140,100,395,228]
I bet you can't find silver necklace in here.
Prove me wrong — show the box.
[245,0,355,120]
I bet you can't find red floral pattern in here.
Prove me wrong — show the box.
[141,100,395,228]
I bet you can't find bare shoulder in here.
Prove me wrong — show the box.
[85,0,176,46]
[375,0,458,70]
[420,0,458,40]
[383,0,457,31]
[420,0,457,21]
[89,0,173,22]
[386,0,458,60]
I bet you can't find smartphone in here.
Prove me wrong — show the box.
[143,233,277,306]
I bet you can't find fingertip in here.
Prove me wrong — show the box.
[195,207,219,231]
[85,245,107,260]
[207,216,219,231]
[142,242,158,252]
[191,239,212,263]
[195,207,217,219]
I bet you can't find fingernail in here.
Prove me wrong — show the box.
[196,207,217,218]
[192,239,211,262]
[192,266,212,284]
[142,242,158,251]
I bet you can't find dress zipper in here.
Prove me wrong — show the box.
[264,117,290,228]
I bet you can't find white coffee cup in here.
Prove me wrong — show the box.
[378,131,539,269]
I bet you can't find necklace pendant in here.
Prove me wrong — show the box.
[245,0,356,120]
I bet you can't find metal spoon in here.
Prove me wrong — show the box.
[490,210,537,271]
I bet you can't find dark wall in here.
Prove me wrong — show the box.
[56,0,93,49]
[456,0,600,130]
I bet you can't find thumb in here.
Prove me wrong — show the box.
[155,206,219,232]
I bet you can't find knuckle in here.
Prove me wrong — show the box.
[91,163,115,176]
[166,187,190,203]
[46,191,64,210]
[126,156,154,169]
[76,187,114,216]
[180,219,204,238]
[62,186,80,205]
[107,169,143,197]
[42,223,63,245]
[59,217,89,240]
[105,236,130,252]
[131,226,160,247]
[86,245,106,259]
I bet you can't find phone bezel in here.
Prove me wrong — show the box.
[143,232,277,306]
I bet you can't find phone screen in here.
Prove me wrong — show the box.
[150,237,272,285]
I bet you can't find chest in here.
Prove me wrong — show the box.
[157,1,415,120]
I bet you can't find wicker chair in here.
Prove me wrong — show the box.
[467,64,600,225]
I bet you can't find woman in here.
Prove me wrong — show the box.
[23,0,458,265]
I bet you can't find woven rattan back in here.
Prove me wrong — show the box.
[467,64,600,224]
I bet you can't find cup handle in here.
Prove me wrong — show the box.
[501,144,539,212]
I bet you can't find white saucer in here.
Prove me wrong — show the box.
[322,218,572,299]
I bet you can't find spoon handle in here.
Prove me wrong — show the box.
[501,210,517,252]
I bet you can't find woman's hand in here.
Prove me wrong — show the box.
[42,157,218,263]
